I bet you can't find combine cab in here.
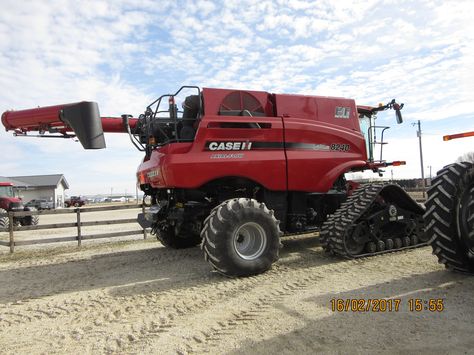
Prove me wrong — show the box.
[0,182,39,230]
[425,131,474,273]
[2,87,427,276]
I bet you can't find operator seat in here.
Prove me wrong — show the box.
[179,95,200,140]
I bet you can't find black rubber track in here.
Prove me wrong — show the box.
[201,198,282,277]
[425,162,474,273]
[320,183,426,258]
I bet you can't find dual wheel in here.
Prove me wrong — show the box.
[425,162,474,273]
[155,198,282,277]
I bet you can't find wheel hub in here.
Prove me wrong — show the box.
[232,222,267,260]
[345,221,369,255]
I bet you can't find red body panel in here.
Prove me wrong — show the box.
[137,88,369,193]
[139,115,287,190]
[274,94,367,191]
[0,197,20,211]
[0,182,21,210]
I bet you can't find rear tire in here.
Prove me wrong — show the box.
[201,198,281,277]
[425,162,474,273]
[21,208,39,226]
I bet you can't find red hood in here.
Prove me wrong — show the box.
[0,196,22,210]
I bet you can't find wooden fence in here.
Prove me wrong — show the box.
[0,204,148,253]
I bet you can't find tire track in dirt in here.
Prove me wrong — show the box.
[172,260,360,354]
[0,236,324,352]
[127,248,439,354]
[0,243,274,353]
[0,237,444,354]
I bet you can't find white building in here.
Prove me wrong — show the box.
[2,174,69,208]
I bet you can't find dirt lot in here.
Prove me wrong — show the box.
[0,209,473,354]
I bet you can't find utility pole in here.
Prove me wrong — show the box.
[415,120,426,198]
[427,165,432,186]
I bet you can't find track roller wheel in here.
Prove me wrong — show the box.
[376,240,386,252]
[402,236,411,247]
[201,198,282,277]
[366,242,377,253]
[410,235,418,246]
[385,239,394,250]
[394,238,403,249]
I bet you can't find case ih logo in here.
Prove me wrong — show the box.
[206,141,253,151]
[146,169,160,178]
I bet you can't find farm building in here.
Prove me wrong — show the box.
[1,174,69,208]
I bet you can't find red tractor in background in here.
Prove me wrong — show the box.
[425,131,474,273]
[2,87,428,276]
[0,181,39,230]
[65,196,86,208]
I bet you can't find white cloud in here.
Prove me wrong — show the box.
[1,0,474,194]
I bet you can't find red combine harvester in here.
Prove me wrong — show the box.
[425,131,474,273]
[2,87,428,276]
[0,181,39,229]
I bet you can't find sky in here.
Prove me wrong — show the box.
[1,0,474,195]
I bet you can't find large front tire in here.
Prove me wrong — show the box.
[21,207,39,226]
[0,208,9,231]
[201,198,282,277]
[425,162,474,273]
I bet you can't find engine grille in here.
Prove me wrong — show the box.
[8,202,23,211]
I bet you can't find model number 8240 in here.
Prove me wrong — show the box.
[330,143,350,151]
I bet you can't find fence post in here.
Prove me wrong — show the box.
[142,204,147,239]
[76,208,82,247]
[8,212,14,253]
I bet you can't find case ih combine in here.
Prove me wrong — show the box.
[1,87,428,276]
[425,131,474,273]
[0,181,39,229]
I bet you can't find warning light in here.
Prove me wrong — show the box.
[392,161,406,166]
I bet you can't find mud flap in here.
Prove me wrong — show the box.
[137,213,152,229]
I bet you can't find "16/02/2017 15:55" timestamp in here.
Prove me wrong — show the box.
[330,298,444,312]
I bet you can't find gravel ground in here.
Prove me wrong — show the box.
[0,209,473,354]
